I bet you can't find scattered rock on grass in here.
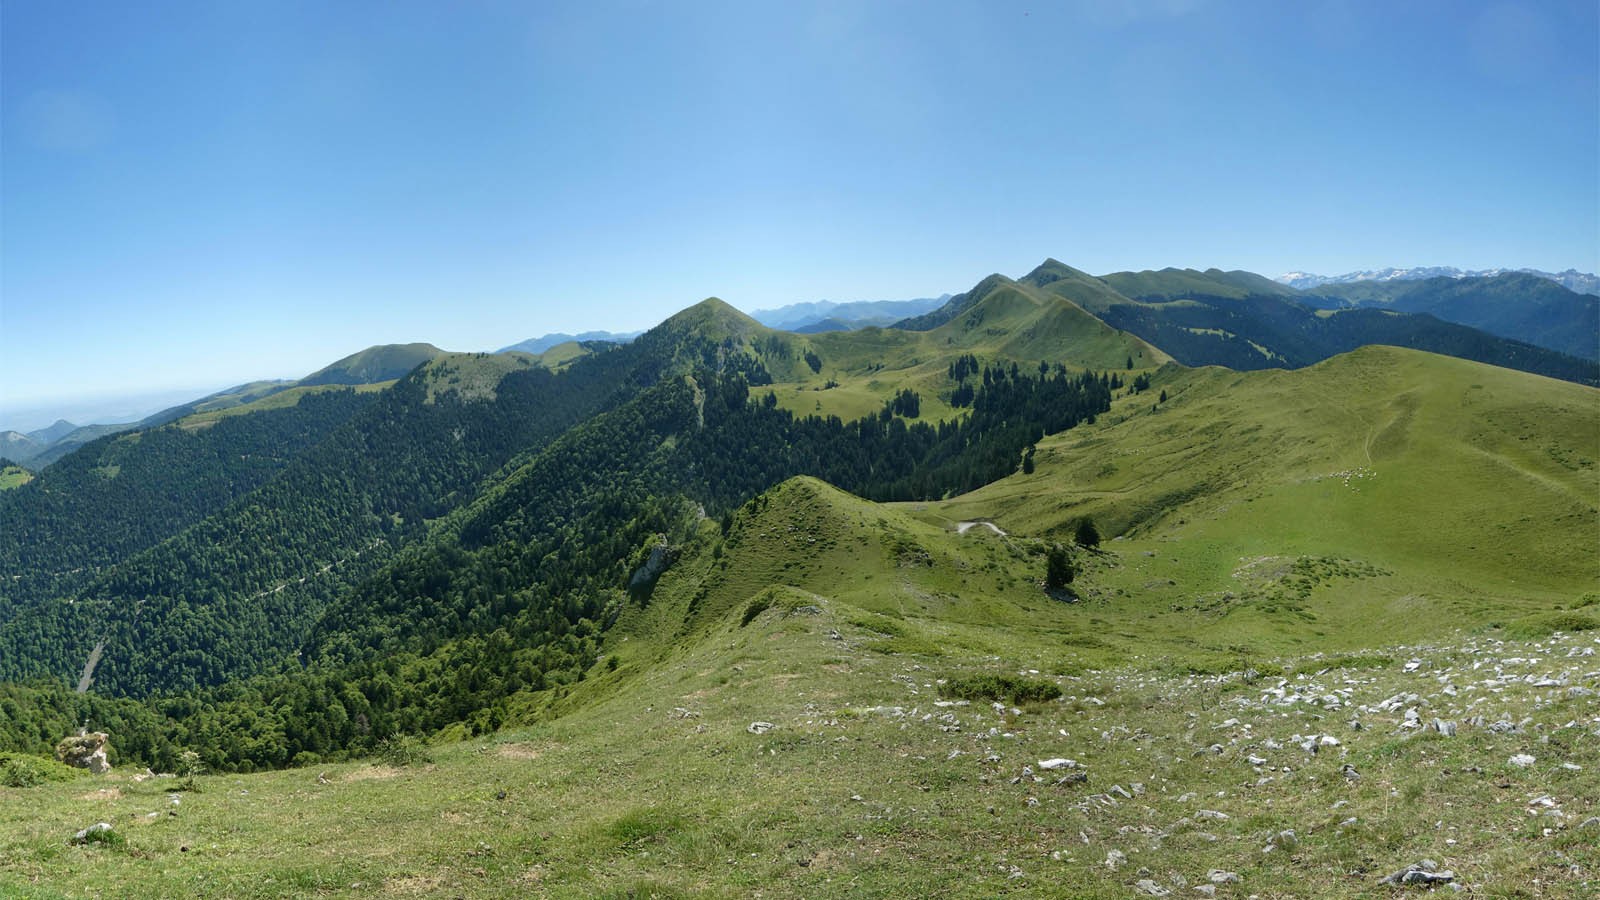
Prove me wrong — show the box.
[1378,859,1455,886]
[747,722,775,735]
[69,823,113,845]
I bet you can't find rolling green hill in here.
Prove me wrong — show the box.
[0,389,379,616]
[923,346,1599,655]
[768,273,1166,423]
[1098,266,1300,301]
[0,351,634,695]
[299,342,446,386]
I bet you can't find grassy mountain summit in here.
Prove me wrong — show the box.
[300,342,446,386]
[755,272,1165,423]
[1097,266,1300,301]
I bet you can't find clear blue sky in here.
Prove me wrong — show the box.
[3,0,1596,426]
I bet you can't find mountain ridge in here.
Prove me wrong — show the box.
[1279,265,1598,295]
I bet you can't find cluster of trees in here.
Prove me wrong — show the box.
[1044,519,1101,590]
[682,361,1113,509]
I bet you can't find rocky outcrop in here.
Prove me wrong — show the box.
[55,732,112,774]
[627,538,674,596]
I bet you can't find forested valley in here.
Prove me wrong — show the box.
[0,324,1118,773]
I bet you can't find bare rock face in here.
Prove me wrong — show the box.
[55,732,112,774]
[627,540,674,593]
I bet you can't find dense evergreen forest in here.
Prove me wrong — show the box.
[0,354,636,695]
[0,390,376,608]
[0,342,1115,773]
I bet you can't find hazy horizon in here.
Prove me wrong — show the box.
[5,1,1596,415]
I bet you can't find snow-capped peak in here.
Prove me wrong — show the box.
[1276,267,1598,295]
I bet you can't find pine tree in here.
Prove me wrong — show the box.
[1045,544,1075,589]
[1074,517,1101,549]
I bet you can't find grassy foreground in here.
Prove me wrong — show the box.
[2,605,1596,898]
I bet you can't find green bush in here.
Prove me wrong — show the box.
[740,595,773,627]
[1504,612,1599,639]
[939,673,1061,705]
[0,753,83,787]
[376,735,433,767]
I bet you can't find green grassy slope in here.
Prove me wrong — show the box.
[764,277,1167,423]
[1019,261,1598,386]
[1098,267,1299,301]
[922,345,1599,654]
[300,343,446,386]
[0,463,32,490]
[175,382,394,428]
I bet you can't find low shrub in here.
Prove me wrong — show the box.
[0,753,83,787]
[1504,612,1599,639]
[939,673,1061,705]
[376,735,433,767]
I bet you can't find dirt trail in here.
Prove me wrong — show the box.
[955,521,1006,536]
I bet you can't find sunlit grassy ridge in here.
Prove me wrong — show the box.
[919,347,1598,655]
[176,382,395,428]
[762,276,1167,423]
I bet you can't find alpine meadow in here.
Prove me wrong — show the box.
[4,2,1598,898]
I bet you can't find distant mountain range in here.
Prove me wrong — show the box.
[11,264,1595,471]
[494,299,954,358]
[747,296,951,332]
[497,331,642,355]
[1278,266,1599,296]
[900,261,1598,383]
